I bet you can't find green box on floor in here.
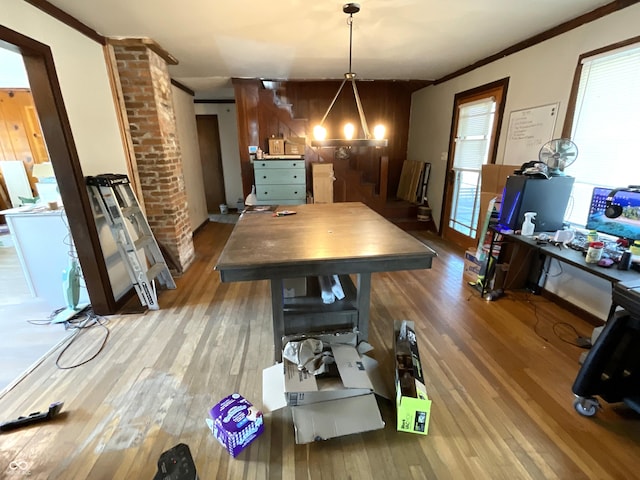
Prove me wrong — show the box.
[394,319,431,435]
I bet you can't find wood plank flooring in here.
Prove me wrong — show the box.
[0,240,73,392]
[1,220,640,479]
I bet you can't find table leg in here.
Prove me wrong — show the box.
[356,273,371,342]
[270,278,285,362]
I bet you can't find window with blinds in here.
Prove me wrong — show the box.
[453,98,496,171]
[564,42,640,225]
[448,97,496,237]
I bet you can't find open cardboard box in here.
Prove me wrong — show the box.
[394,319,431,435]
[263,330,391,444]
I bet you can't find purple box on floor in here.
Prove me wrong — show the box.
[208,393,264,458]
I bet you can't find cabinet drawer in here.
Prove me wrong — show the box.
[253,160,304,169]
[256,185,306,200]
[254,169,305,185]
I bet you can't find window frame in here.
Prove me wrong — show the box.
[562,34,640,138]
[562,34,640,227]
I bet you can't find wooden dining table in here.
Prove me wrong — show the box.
[215,202,437,359]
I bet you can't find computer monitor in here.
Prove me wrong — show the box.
[498,175,575,232]
[586,187,640,241]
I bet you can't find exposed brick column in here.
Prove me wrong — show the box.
[109,39,194,273]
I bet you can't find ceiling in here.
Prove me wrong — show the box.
[45,0,615,99]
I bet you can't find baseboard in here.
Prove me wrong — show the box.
[539,289,605,327]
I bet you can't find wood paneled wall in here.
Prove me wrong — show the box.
[233,79,429,201]
[0,88,49,209]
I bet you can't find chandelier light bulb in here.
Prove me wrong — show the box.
[309,3,388,149]
[344,123,355,140]
[313,125,327,141]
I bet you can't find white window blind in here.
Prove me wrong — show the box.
[565,43,640,225]
[453,98,496,171]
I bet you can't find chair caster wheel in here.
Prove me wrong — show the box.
[573,396,599,417]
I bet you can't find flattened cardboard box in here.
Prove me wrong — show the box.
[263,338,390,444]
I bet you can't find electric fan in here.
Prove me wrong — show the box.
[51,258,89,324]
[538,138,578,176]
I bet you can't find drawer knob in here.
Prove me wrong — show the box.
[263,175,267,179]
[293,175,297,179]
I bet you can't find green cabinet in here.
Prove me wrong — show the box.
[253,159,306,205]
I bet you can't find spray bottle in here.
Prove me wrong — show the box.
[521,212,536,236]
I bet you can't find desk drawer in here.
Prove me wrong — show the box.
[254,168,305,185]
[253,160,304,169]
[256,185,306,201]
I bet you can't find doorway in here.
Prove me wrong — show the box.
[441,78,508,250]
[0,26,116,313]
[196,115,226,213]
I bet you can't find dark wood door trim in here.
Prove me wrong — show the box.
[0,25,117,314]
[441,77,509,247]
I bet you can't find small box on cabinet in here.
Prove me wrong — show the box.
[285,137,306,155]
[268,137,285,156]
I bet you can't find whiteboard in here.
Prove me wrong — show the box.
[503,103,559,165]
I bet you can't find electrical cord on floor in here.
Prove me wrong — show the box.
[522,291,550,343]
[504,290,591,348]
[26,306,73,326]
[552,322,592,349]
[55,309,110,370]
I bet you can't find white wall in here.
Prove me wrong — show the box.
[172,86,208,230]
[193,103,243,206]
[4,3,129,177]
[408,4,640,320]
[4,2,133,300]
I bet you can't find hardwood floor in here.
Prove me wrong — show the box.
[1,220,639,479]
[0,239,73,392]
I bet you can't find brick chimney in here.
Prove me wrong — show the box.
[109,38,194,273]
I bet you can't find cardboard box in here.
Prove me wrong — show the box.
[282,343,382,406]
[394,320,431,435]
[463,248,484,284]
[477,164,516,236]
[290,394,384,444]
[481,164,515,197]
[283,278,307,298]
[262,331,390,444]
[312,163,334,204]
[268,137,285,156]
[207,393,264,458]
[285,137,306,155]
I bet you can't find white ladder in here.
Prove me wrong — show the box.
[86,174,176,310]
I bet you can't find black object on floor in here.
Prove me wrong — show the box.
[0,401,64,432]
[154,443,198,480]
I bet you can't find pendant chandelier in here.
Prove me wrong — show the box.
[311,3,388,148]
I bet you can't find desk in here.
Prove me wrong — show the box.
[488,228,640,316]
[215,202,437,359]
